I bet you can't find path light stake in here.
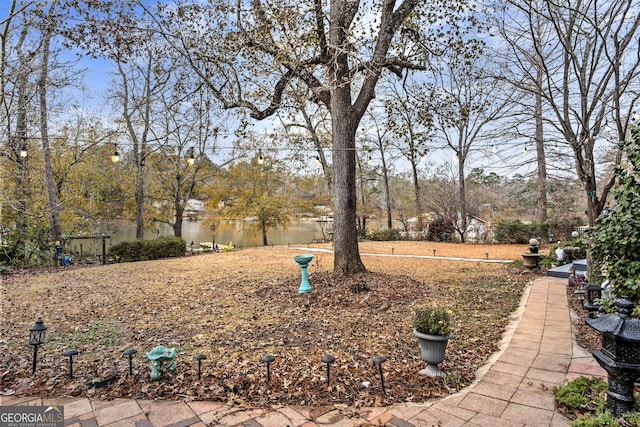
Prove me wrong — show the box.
[321,354,335,385]
[28,318,47,375]
[485,252,489,260]
[432,249,436,257]
[260,354,275,383]
[193,353,207,380]
[63,349,79,379]
[372,356,387,394]
[123,348,138,376]
[391,247,394,255]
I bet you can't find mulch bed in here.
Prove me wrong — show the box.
[565,275,601,352]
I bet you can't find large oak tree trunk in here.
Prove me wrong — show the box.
[331,90,366,277]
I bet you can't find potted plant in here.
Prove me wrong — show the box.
[412,303,453,376]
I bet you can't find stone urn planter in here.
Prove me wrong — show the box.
[413,330,453,377]
[521,253,541,270]
[521,238,540,270]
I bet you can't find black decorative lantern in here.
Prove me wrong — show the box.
[28,318,47,374]
[583,283,603,318]
[586,297,640,417]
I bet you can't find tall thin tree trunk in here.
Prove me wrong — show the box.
[38,1,62,240]
[411,157,422,225]
[382,162,392,229]
[458,148,467,243]
[135,165,145,238]
[535,58,548,224]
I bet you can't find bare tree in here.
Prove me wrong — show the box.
[146,82,223,237]
[146,0,477,277]
[362,108,398,230]
[428,50,516,242]
[383,80,433,227]
[497,0,640,226]
[1,0,37,232]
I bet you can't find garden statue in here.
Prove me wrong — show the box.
[145,345,176,381]
[555,241,564,263]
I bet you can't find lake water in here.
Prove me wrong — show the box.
[65,217,393,256]
[110,219,330,249]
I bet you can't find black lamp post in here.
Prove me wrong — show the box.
[29,318,47,374]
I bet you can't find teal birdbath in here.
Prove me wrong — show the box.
[145,345,176,381]
[294,254,314,294]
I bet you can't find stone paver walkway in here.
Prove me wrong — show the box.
[1,276,606,426]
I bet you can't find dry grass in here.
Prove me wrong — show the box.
[0,241,535,406]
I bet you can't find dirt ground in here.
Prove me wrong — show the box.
[1,241,554,407]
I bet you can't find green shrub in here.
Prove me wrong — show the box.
[367,228,400,241]
[588,126,640,304]
[555,376,640,426]
[426,218,454,241]
[554,376,608,410]
[0,223,55,269]
[494,220,548,244]
[109,237,186,262]
[572,411,620,427]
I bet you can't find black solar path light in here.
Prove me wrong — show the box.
[28,318,47,375]
[260,354,275,383]
[193,353,207,380]
[123,348,138,376]
[321,354,335,385]
[373,356,387,394]
[63,349,79,379]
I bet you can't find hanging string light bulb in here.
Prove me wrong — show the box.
[257,149,264,165]
[111,144,120,163]
[491,145,497,154]
[522,146,528,155]
[187,148,195,166]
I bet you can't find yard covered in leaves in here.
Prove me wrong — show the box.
[1,241,534,407]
